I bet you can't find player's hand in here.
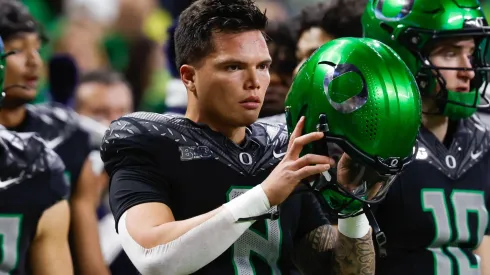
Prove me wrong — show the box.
[337,153,385,200]
[261,117,335,206]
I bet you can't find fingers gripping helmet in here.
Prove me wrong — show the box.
[285,37,422,215]
[363,0,490,119]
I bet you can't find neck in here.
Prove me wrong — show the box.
[422,113,448,142]
[0,106,26,129]
[185,105,246,145]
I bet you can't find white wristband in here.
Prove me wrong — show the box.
[338,213,370,238]
[223,184,271,221]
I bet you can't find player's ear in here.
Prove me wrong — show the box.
[180,65,196,92]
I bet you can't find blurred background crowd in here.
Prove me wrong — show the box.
[11,0,490,274]
[24,0,346,117]
[21,0,490,120]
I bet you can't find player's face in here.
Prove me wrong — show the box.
[294,27,334,76]
[75,82,133,126]
[429,37,475,93]
[3,32,42,108]
[193,30,272,126]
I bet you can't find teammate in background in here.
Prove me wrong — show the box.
[0,1,110,274]
[74,69,139,274]
[257,21,297,123]
[75,69,133,127]
[0,36,72,274]
[363,0,490,274]
[294,0,367,75]
[259,0,367,126]
[100,1,382,274]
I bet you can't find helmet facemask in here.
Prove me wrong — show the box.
[298,113,418,218]
[391,18,490,119]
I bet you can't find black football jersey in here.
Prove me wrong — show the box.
[374,115,490,275]
[101,112,329,275]
[0,127,69,274]
[8,103,104,192]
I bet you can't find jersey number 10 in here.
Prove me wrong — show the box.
[422,189,488,275]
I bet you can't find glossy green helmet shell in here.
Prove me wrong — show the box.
[362,0,490,119]
[285,37,421,211]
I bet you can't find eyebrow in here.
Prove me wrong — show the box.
[215,58,272,66]
[432,43,474,55]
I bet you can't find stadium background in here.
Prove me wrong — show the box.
[12,0,490,273]
[20,0,379,112]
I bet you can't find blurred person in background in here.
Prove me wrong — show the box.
[257,20,297,124]
[163,20,188,115]
[75,69,133,126]
[0,35,73,275]
[363,0,490,274]
[124,36,168,113]
[255,0,289,21]
[53,18,108,72]
[74,69,139,275]
[0,1,110,274]
[294,0,367,75]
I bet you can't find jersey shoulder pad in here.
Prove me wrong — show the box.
[102,111,179,143]
[251,121,289,148]
[256,113,287,125]
[100,112,182,166]
[26,102,82,137]
[0,129,66,190]
[472,113,490,131]
[466,114,490,144]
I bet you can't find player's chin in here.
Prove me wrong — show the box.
[6,88,37,100]
[236,110,260,126]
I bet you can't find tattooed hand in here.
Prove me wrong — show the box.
[333,228,375,275]
[292,225,375,275]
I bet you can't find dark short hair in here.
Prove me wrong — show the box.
[174,0,268,69]
[265,20,297,76]
[79,69,131,90]
[0,0,46,42]
[298,0,367,39]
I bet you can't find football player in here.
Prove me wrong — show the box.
[257,20,297,122]
[0,1,110,274]
[362,0,490,274]
[100,1,421,274]
[75,69,133,127]
[293,0,367,75]
[0,36,72,274]
[73,69,139,274]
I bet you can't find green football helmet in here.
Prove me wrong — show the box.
[285,37,421,216]
[363,0,490,119]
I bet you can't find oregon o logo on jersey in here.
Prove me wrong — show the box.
[226,187,282,275]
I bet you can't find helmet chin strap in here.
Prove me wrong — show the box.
[419,72,481,119]
[421,90,480,119]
